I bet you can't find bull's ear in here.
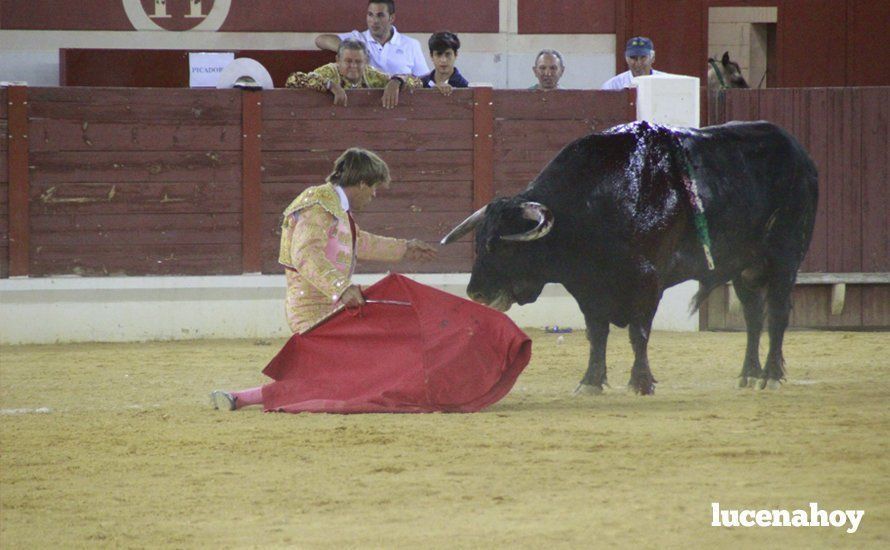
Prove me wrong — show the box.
[440,205,487,245]
[722,51,731,65]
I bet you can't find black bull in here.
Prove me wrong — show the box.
[441,120,818,394]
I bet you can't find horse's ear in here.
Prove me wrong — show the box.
[722,51,731,65]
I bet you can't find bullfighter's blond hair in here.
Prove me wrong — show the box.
[327,148,391,189]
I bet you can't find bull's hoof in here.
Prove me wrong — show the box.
[628,381,656,396]
[738,376,749,388]
[760,378,782,390]
[573,383,603,396]
[739,376,759,388]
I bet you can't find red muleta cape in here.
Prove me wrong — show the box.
[262,273,532,413]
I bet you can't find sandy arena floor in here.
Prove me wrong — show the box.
[1,328,888,548]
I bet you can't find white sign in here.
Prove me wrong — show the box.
[189,52,235,88]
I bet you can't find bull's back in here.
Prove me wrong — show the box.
[691,121,816,216]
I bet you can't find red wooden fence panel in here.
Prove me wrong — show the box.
[7,86,30,277]
[241,93,263,273]
[859,88,890,327]
[492,89,636,198]
[26,87,244,276]
[0,88,8,278]
[859,88,890,273]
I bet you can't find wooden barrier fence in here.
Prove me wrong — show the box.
[3,85,887,329]
[0,86,636,279]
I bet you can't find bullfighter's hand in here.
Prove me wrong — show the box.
[339,284,366,308]
[404,239,437,261]
[382,79,401,109]
[330,82,348,107]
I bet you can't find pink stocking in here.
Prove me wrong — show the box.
[231,386,264,409]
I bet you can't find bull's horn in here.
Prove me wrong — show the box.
[500,202,554,242]
[440,205,488,245]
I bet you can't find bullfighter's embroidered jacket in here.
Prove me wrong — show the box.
[278,183,407,333]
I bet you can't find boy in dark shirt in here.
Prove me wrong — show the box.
[421,31,469,95]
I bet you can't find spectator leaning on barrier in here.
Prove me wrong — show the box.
[601,36,665,90]
[286,39,420,109]
[529,49,565,91]
[315,1,428,77]
[421,31,469,95]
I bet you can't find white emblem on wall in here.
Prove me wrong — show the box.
[122,0,232,31]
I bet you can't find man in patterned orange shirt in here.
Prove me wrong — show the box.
[286,38,420,108]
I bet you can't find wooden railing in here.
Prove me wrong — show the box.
[0,86,636,278]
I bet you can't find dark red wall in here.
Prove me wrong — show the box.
[778,0,846,87]
[845,0,890,86]
[619,0,890,87]
[60,49,335,88]
[518,0,616,34]
[0,0,500,32]
[627,0,704,79]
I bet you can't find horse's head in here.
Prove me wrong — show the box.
[708,51,750,90]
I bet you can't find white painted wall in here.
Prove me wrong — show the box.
[0,3,618,90]
[0,274,700,344]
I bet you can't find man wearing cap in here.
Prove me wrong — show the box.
[602,36,664,90]
[315,1,428,77]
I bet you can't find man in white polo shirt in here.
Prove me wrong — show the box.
[315,0,429,77]
[602,36,664,90]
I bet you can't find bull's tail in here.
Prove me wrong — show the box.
[689,279,725,314]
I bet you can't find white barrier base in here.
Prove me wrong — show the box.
[0,274,698,344]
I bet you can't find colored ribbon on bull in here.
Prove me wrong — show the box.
[677,141,716,271]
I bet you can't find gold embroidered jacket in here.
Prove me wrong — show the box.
[285,62,421,91]
[278,183,408,333]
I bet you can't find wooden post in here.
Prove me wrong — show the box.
[7,86,30,277]
[241,91,263,274]
[472,86,494,210]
